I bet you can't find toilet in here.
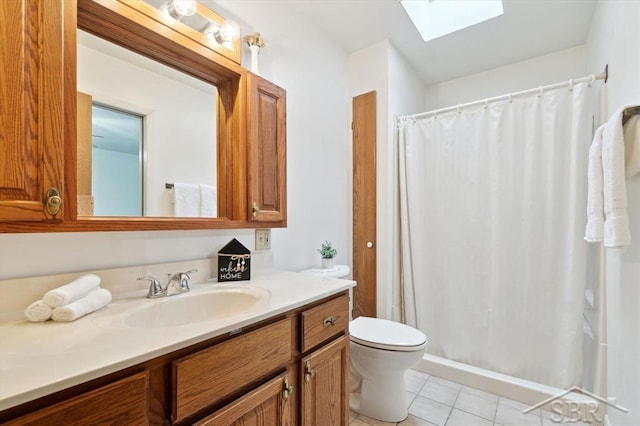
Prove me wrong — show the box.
[349,317,427,422]
[300,265,427,422]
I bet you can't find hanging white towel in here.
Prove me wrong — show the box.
[24,300,53,322]
[585,125,605,243]
[43,274,102,308]
[173,183,200,217]
[199,184,217,217]
[602,107,631,248]
[51,288,112,322]
[624,115,640,178]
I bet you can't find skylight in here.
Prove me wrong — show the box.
[401,0,504,42]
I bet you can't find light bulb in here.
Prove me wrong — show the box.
[214,19,239,44]
[167,0,197,19]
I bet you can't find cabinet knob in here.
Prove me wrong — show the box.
[323,316,337,327]
[282,376,294,401]
[252,202,259,218]
[366,241,374,248]
[304,361,315,383]
[45,187,62,216]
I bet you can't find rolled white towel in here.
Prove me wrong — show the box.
[43,274,101,308]
[24,300,53,322]
[51,288,112,322]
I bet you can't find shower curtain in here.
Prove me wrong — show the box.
[396,83,592,389]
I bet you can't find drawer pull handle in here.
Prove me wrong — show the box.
[282,377,294,401]
[304,361,315,383]
[323,316,337,327]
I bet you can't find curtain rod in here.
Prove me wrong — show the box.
[398,65,609,122]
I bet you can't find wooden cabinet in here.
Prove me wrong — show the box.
[172,317,294,423]
[0,0,70,221]
[3,372,149,425]
[301,336,350,426]
[247,73,287,224]
[0,293,349,425]
[0,0,288,232]
[195,370,295,426]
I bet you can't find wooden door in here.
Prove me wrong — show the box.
[352,91,377,318]
[301,336,349,426]
[0,0,67,221]
[196,371,295,426]
[247,73,287,224]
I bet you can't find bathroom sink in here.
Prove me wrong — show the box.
[122,286,271,328]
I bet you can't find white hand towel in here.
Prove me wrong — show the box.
[51,288,112,322]
[173,183,200,217]
[585,124,605,243]
[602,107,631,248]
[43,274,102,308]
[199,184,217,217]
[624,115,640,178]
[24,300,52,322]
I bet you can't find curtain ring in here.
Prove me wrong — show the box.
[538,86,543,97]
[433,111,437,120]
[457,105,462,114]
[508,93,513,103]
[569,78,574,91]
[588,74,595,87]
[484,99,489,109]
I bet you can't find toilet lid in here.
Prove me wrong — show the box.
[349,317,427,352]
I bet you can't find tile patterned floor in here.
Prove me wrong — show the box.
[349,370,593,426]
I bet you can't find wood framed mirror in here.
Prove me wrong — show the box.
[0,0,286,232]
[69,0,247,230]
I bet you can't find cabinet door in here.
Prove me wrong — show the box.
[247,73,286,224]
[4,372,149,425]
[301,335,350,426]
[0,0,67,221]
[195,371,295,426]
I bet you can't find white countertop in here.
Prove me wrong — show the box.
[0,270,355,411]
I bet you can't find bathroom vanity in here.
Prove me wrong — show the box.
[0,270,354,425]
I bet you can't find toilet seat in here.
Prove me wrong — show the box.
[350,317,427,352]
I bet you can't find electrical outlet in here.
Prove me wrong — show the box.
[255,229,271,251]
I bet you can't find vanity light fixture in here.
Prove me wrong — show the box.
[167,0,197,20]
[204,19,240,44]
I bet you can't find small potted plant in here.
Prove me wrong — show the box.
[317,241,337,269]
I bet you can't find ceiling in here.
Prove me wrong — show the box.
[283,0,598,85]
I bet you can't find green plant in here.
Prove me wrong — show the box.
[317,241,337,259]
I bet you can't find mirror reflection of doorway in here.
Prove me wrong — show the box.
[91,104,144,216]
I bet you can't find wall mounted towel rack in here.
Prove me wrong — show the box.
[623,106,640,126]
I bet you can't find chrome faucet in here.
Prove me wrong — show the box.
[167,269,198,294]
[137,269,198,299]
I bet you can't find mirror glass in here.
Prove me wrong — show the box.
[77,30,219,218]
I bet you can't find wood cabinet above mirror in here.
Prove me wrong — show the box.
[0,0,286,232]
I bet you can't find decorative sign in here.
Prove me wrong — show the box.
[218,238,251,282]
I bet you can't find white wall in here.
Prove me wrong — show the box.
[586,1,640,425]
[347,41,426,319]
[0,3,349,279]
[424,45,587,111]
[77,40,217,217]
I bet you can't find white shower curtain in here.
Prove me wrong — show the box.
[396,83,592,388]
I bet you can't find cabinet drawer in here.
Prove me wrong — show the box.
[172,317,293,423]
[5,372,148,425]
[301,294,349,352]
